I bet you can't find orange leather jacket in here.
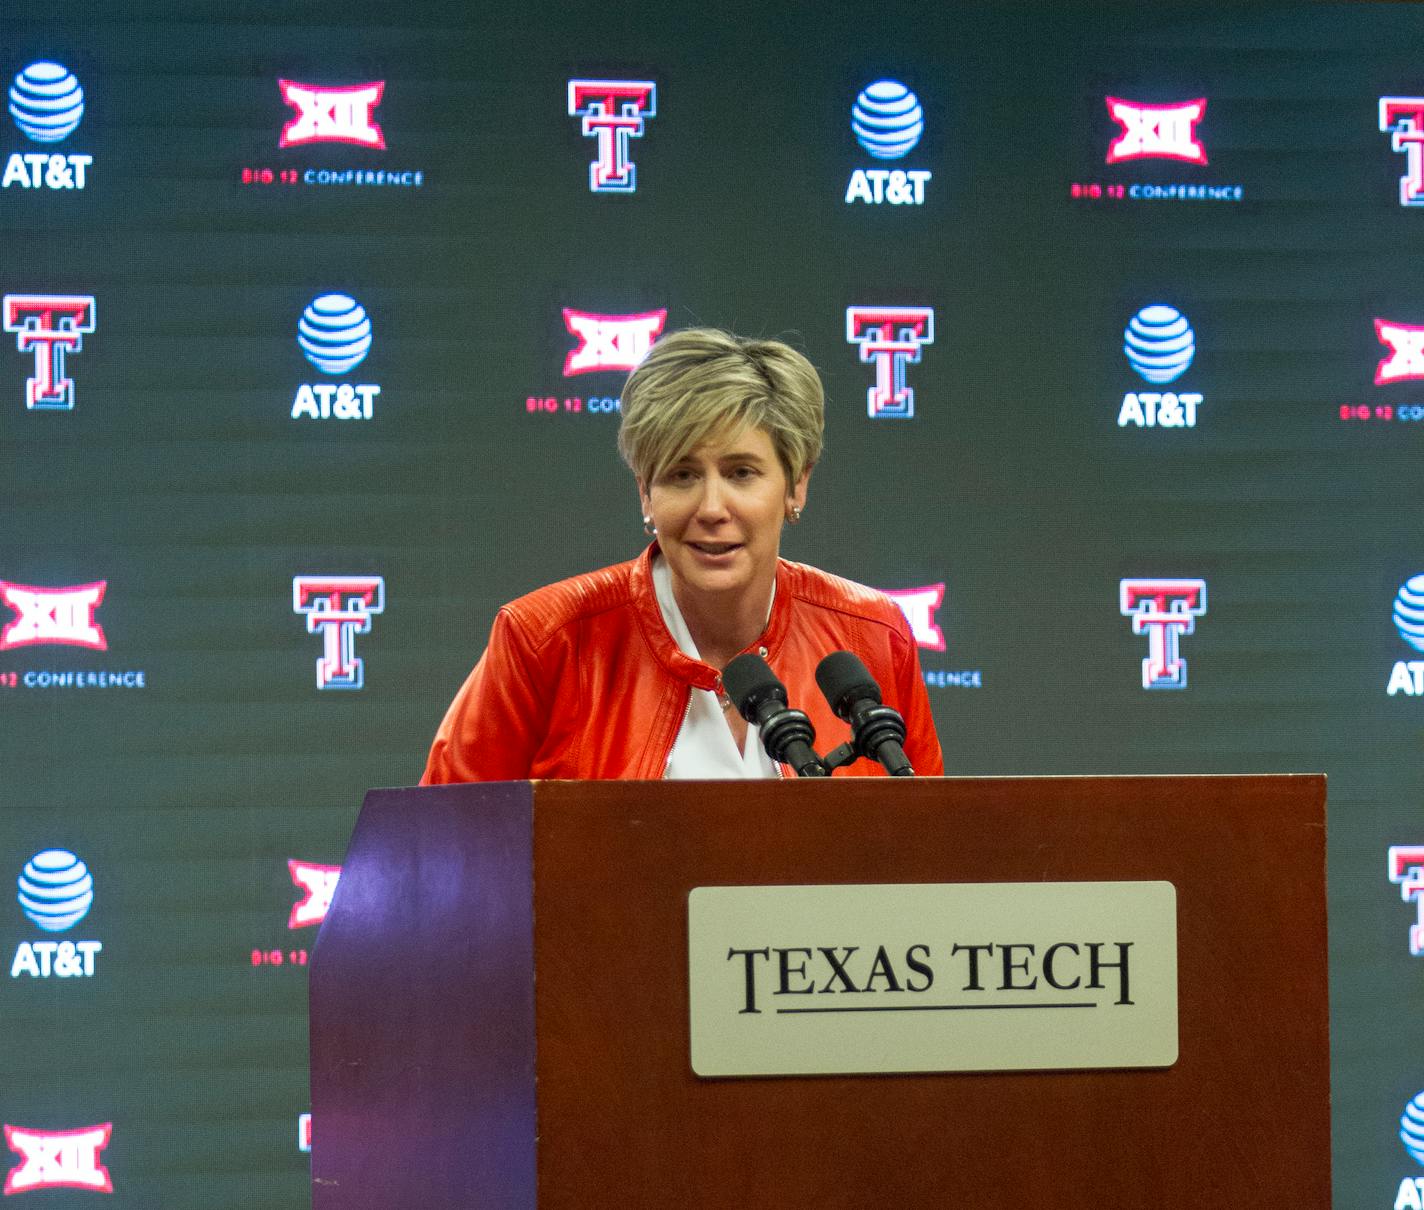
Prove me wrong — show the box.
[421,545,944,783]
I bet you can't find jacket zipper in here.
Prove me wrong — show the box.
[661,687,695,775]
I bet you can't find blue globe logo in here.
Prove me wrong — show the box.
[297,294,372,375]
[1394,576,1424,653]
[8,61,84,144]
[17,849,93,933]
[1123,304,1196,385]
[1402,1092,1424,1166]
[851,80,923,160]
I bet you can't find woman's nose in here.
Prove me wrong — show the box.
[696,476,730,518]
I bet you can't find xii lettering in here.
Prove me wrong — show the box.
[1375,319,1424,384]
[562,309,667,375]
[288,860,341,928]
[0,580,106,650]
[1105,97,1208,165]
[883,584,946,651]
[4,1124,113,1194]
[279,80,385,148]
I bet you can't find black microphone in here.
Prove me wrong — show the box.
[815,651,915,777]
[721,654,829,777]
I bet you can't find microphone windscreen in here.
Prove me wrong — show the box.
[722,652,786,720]
[815,650,882,717]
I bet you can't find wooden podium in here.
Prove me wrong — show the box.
[309,775,1329,1208]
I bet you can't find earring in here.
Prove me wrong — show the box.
[789,505,803,524]
[643,516,656,536]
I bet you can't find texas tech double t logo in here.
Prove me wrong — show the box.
[845,307,935,419]
[1389,846,1424,956]
[1380,97,1424,207]
[3,294,95,410]
[291,576,384,690]
[1119,579,1207,690]
[566,80,657,193]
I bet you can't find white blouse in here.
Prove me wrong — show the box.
[651,556,780,780]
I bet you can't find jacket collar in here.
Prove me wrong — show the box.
[629,542,795,691]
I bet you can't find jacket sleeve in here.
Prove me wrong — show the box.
[420,606,553,785]
[889,612,945,777]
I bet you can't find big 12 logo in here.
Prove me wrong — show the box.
[4,1124,113,1194]
[1105,97,1207,164]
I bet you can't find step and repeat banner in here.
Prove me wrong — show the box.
[2,1,1422,1204]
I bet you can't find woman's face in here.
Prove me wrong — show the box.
[640,425,809,608]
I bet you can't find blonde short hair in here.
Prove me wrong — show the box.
[618,328,824,487]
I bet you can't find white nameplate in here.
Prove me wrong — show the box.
[688,881,1177,1077]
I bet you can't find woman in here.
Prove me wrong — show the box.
[421,328,942,782]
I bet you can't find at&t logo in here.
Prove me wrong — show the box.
[288,859,341,928]
[563,308,665,375]
[1398,1091,1424,1209]
[845,307,934,418]
[4,1124,112,1194]
[567,80,656,193]
[1388,575,1424,695]
[3,294,95,410]
[1380,97,1424,207]
[292,294,379,420]
[1119,579,1207,689]
[845,80,930,206]
[1118,304,1202,428]
[3,61,91,191]
[11,849,101,979]
[292,576,384,690]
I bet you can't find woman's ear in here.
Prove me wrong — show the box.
[789,465,812,512]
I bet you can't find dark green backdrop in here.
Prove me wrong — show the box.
[0,2,1417,1205]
